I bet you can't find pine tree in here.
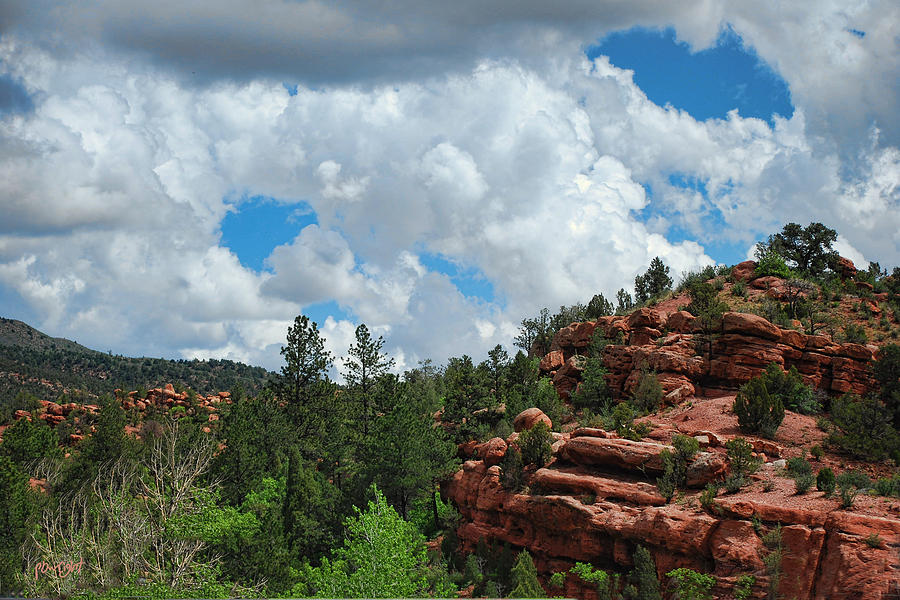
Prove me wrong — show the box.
[510,550,545,598]
[629,545,662,600]
[344,324,394,436]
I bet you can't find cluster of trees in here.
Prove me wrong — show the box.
[0,313,574,598]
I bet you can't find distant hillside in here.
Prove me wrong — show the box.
[0,317,273,412]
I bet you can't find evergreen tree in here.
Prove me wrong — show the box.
[283,446,341,559]
[443,355,491,442]
[510,551,544,598]
[586,293,615,319]
[486,344,510,406]
[762,222,838,278]
[634,257,673,304]
[273,315,336,446]
[362,379,457,519]
[616,288,634,314]
[213,388,295,504]
[0,455,34,594]
[344,324,394,436]
[629,545,662,600]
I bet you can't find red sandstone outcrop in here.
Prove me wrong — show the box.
[444,451,900,600]
[542,309,876,400]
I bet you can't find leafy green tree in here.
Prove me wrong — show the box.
[570,562,613,600]
[635,257,673,304]
[586,293,615,319]
[753,244,793,279]
[666,568,715,600]
[344,324,395,436]
[504,351,540,419]
[303,485,429,598]
[510,551,544,598]
[762,222,839,278]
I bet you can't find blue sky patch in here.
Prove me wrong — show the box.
[0,73,34,116]
[303,299,351,330]
[419,251,499,306]
[589,26,793,125]
[220,196,317,271]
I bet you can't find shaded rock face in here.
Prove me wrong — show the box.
[444,440,900,600]
[542,309,876,401]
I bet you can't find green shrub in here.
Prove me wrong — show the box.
[666,568,715,600]
[786,457,813,476]
[700,482,721,511]
[794,472,815,494]
[754,246,793,279]
[733,377,785,438]
[610,402,652,441]
[499,447,524,491]
[836,471,864,508]
[657,435,699,502]
[838,469,871,489]
[632,369,663,413]
[570,562,613,600]
[874,475,900,497]
[734,575,756,600]
[723,473,745,494]
[731,280,747,297]
[817,468,836,497]
[572,357,611,410]
[519,421,553,467]
[829,394,900,460]
[843,323,868,344]
[865,533,883,548]
[810,444,824,460]
[725,438,761,476]
[759,363,819,414]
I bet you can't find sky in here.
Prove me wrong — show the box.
[0,1,898,377]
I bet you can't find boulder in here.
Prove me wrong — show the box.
[721,312,782,341]
[627,307,667,330]
[513,408,552,432]
[475,437,508,466]
[540,350,565,372]
[730,260,758,282]
[836,256,857,279]
[666,311,699,333]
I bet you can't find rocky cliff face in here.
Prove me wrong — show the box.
[445,295,900,599]
[444,425,900,599]
[546,308,877,404]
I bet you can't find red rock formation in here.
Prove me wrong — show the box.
[541,309,876,400]
[444,448,900,600]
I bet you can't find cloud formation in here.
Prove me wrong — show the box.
[0,2,897,372]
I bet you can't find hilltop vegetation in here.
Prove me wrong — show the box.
[0,318,272,407]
